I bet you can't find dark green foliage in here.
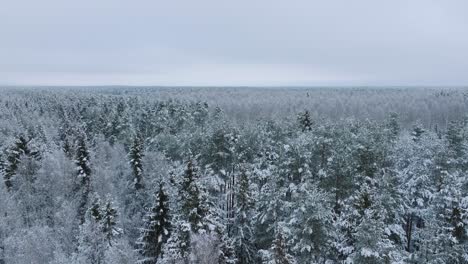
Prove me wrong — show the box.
[138,184,171,263]
[76,136,92,225]
[90,198,103,222]
[450,207,466,243]
[411,123,425,142]
[129,136,145,191]
[180,160,209,233]
[233,169,256,264]
[298,110,312,132]
[386,112,400,141]
[3,136,39,191]
[446,121,464,156]
[101,201,120,246]
[272,231,295,264]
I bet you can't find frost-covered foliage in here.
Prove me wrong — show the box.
[0,87,467,263]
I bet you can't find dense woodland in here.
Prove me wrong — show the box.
[0,87,467,263]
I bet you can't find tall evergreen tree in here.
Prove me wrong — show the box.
[74,200,106,264]
[386,112,400,142]
[446,120,464,157]
[75,136,92,225]
[426,168,468,263]
[62,137,73,159]
[233,169,256,263]
[101,200,121,246]
[137,184,171,264]
[3,136,39,191]
[411,123,425,142]
[180,160,209,233]
[271,230,296,264]
[297,110,312,132]
[129,136,145,191]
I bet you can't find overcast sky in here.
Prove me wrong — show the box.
[1,0,467,86]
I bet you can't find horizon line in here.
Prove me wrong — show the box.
[1,84,468,89]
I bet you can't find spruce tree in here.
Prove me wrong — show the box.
[129,136,144,191]
[288,183,332,263]
[137,184,171,264]
[74,198,106,264]
[297,110,312,132]
[411,123,425,142]
[386,112,400,142]
[75,136,92,225]
[180,160,209,233]
[428,168,468,263]
[233,169,256,263]
[62,137,73,159]
[162,160,211,263]
[90,196,103,222]
[101,200,121,246]
[160,220,191,263]
[3,136,39,191]
[446,120,464,157]
[272,230,296,264]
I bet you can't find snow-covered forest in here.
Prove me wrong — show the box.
[0,86,467,263]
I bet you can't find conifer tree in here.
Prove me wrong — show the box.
[129,136,145,191]
[3,136,39,191]
[74,200,106,264]
[101,200,121,246]
[137,184,171,264]
[159,220,191,263]
[180,160,209,233]
[297,110,312,132]
[411,123,425,142]
[288,182,332,263]
[90,196,103,222]
[271,230,296,264]
[233,169,256,263]
[446,120,464,157]
[161,160,212,263]
[386,112,400,142]
[427,168,468,263]
[62,137,73,159]
[75,136,92,225]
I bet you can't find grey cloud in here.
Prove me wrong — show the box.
[1,0,467,85]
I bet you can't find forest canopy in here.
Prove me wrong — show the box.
[0,86,467,263]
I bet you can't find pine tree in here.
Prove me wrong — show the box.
[271,230,295,264]
[427,168,468,263]
[3,136,39,191]
[288,182,332,263]
[233,169,256,264]
[161,160,212,263]
[336,179,398,263]
[218,234,237,264]
[159,220,191,263]
[193,102,209,129]
[393,134,442,260]
[90,196,103,222]
[74,201,107,264]
[62,137,73,159]
[129,136,145,191]
[75,136,92,225]
[101,200,121,246]
[411,123,425,142]
[180,160,209,233]
[446,120,464,157]
[137,184,171,264]
[297,110,312,132]
[386,112,400,142]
